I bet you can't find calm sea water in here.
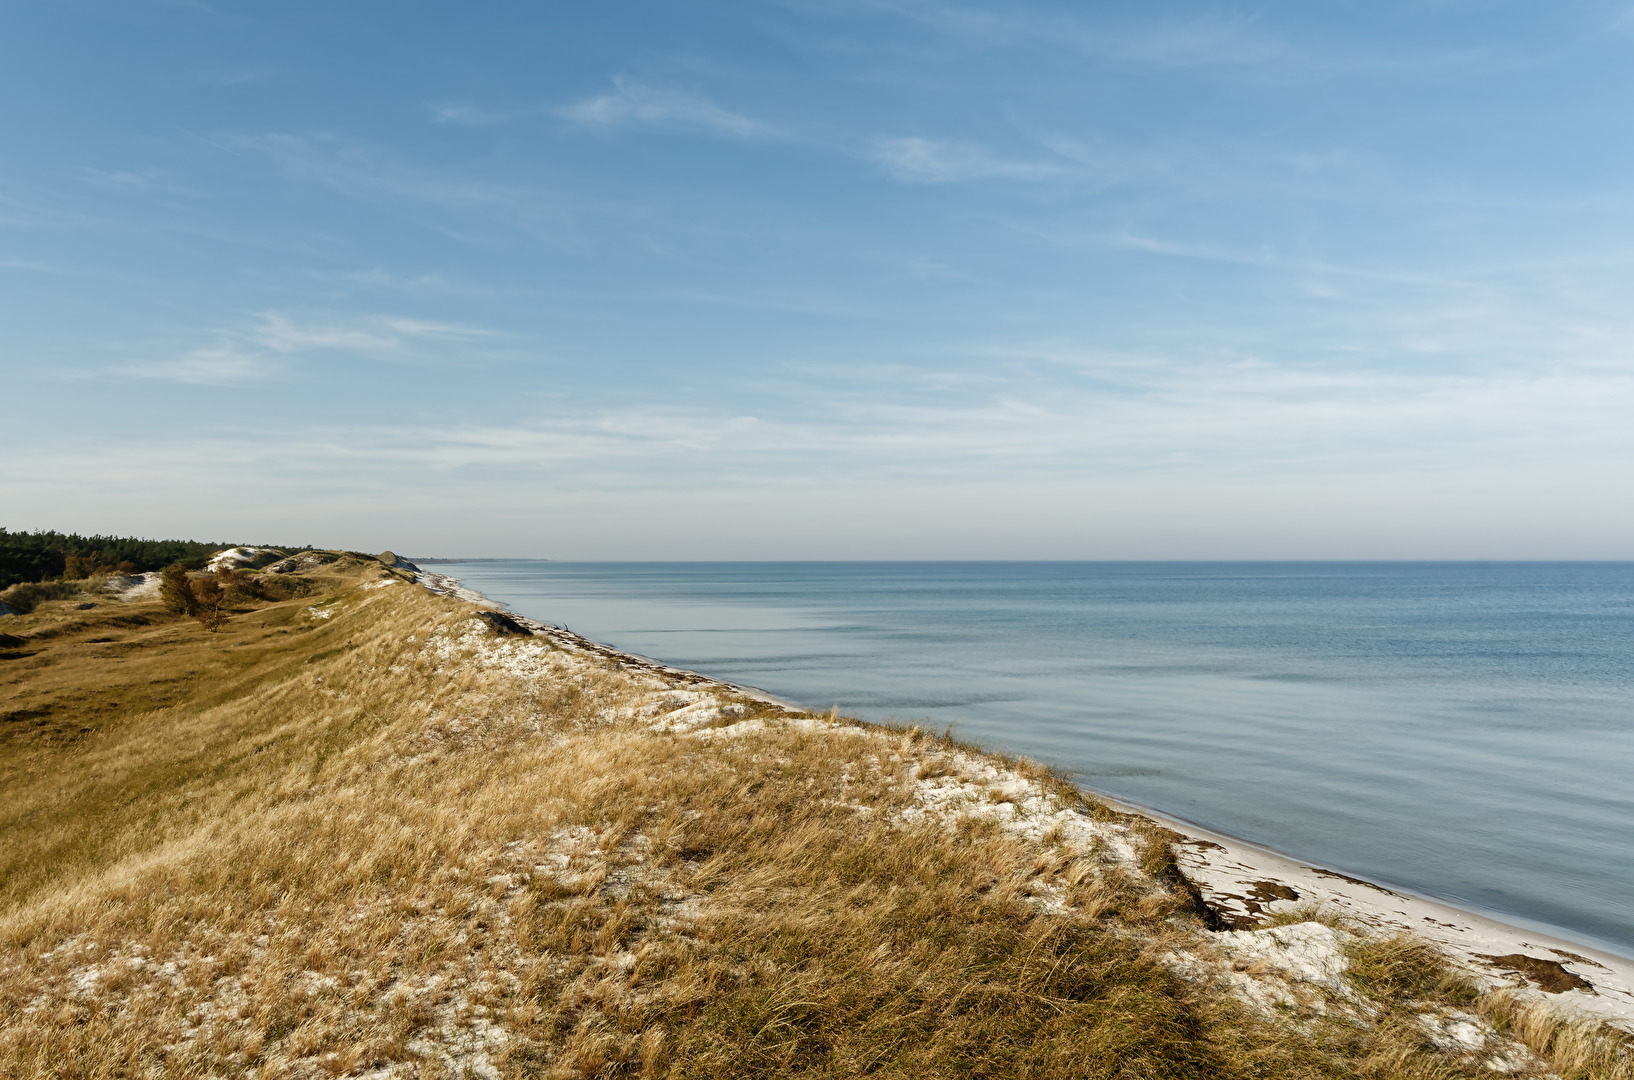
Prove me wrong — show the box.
[433,561,1634,955]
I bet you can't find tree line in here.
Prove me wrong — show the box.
[0,529,311,589]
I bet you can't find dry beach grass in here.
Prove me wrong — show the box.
[2,554,1631,1078]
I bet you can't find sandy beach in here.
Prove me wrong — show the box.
[1136,801,1634,1027]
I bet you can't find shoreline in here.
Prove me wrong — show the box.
[414,568,804,713]
[1099,788,1634,957]
[1108,793,1634,1025]
[415,564,1634,1027]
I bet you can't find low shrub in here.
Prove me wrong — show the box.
[0,580,85,615]
[218,567,290,603]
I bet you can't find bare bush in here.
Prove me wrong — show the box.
[191,572,227,631]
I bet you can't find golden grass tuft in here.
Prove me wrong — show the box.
[1478,992,1634,1080]
[1345,933,1479,1006]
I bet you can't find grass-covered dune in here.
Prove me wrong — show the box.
[2,553,1630,1078]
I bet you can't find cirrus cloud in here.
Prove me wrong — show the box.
[556,78,769,139]
[872,136,1072,183]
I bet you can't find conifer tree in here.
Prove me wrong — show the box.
[160,564,199,616]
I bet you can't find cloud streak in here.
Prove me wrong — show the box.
[556,78,769,138]
[426,102,526,127]
[858,1,1286,67]
[845,0,1503,81]
[235,133,560,217]
[123,345,271,385]
[105,341,1634,472]
[119,311,502,384]
[872,136,1073,183]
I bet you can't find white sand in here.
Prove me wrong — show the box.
[1124,799,1634,1027]
[104,572,161,601]
[206,547,282,572]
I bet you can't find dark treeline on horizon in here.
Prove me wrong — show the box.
[0,529,313,588]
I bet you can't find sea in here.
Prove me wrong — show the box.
[429,560,1634,956]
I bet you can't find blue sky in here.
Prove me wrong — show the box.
[4,1,1633,558]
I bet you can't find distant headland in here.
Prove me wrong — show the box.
[403,557,551,564]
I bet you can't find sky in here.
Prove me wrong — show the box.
[3,1,1633,559]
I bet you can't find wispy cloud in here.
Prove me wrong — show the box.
[74,167,206,200]
[766,350,1634,476]
[399,411,764,469]
[1099,13,1284,67]
[250,311,497,351]
[556,78,769,138]
[124,345,269,385]
[859,1,1285,68]
[119,312,501,384]
[425,102,517,127]
[845,1,1504,80]
[77,168,156,190]
[81,349,1634,473]
[318,267,504,298]
[236,133,500,207]
[872,136,1071,183]
[248,312,402,353]
[233,133,568,226]
[22,331,1634,557]
[428,81,770,138]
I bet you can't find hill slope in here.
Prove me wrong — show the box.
[2,555,1629,1078]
